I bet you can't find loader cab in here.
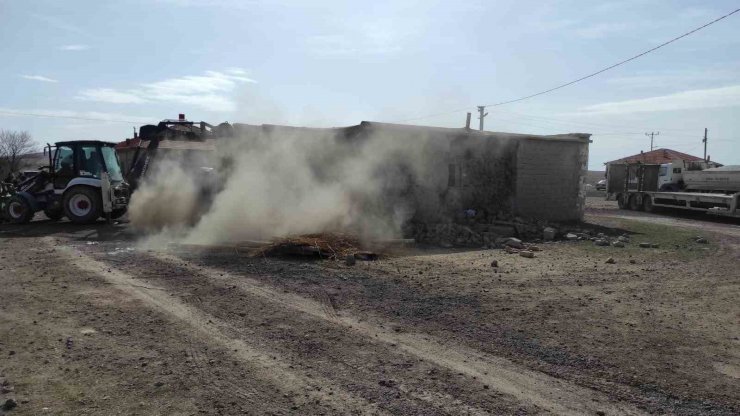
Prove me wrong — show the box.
[51,141,124,189]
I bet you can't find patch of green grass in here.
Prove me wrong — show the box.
[575,218,714,260]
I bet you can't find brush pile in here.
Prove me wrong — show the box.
[258,233,370,260]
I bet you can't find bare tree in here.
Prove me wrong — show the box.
[0,130,36,178]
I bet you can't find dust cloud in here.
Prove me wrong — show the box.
[128,158,202,233]
[128,126,448,245]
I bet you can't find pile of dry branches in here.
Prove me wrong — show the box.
[258,233,372,260]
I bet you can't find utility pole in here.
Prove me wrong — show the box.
[703,128,708,160]
[477,106,488,131]
[645,131,659,151]
[465,112,472,129]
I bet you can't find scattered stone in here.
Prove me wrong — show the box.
[344,255,356,266]
[503,238,524,249]
[594,239,610,247]
[490,260,498,268]
[378,379,396,387]
[543,227,557,241]
[519,251,535,258]
[639,243,652,248]
[612,241,625,248]
[596,411,606,416]
[617,236,630,243]
[354,251,378,261]
[565,233,578,241]
[629,259,636,264]
[504,246,519,254]
[527,245,541,252]
[651,243,660,248]
[695,237,708,244]
[2,399,17,411]
[605,257,615,264]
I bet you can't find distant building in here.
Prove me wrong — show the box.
[605,148,705,166]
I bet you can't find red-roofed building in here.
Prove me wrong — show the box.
[605,148,705,165]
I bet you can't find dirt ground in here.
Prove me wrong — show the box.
[1,198,738,415]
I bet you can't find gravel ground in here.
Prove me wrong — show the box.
[1,205,738,415]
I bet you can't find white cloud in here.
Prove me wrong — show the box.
[575,85,740,115]
[77,88,147,104]
[76,69,256,112]
[21,75,58,83]
[605,69,739,89]
[59,44,90,51]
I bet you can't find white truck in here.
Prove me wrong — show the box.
[606,160,740,218]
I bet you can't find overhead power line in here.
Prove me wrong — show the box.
[0,110,150,124]
[396,7,739,123]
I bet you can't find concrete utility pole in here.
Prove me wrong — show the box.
[477,106,488,131]
[703,128,708,160]
[465,112,472,129]
[645,131,659,151]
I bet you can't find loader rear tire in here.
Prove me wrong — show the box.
[5,195,34,224]
[63,186,102,224]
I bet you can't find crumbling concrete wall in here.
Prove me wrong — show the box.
[513,136,589,221]
[224,121,590,243]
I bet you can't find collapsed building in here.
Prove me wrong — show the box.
[118,116,591,246]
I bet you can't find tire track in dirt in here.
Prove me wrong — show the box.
[153,251,647,415]
[48,238,386,416]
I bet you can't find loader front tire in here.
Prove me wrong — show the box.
[5,195,34,224]
[63,186,102,224]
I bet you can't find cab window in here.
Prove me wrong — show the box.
[54,146,74,175]
[100,146,123,181]
[658,166,668,176]
[77,145,104,178]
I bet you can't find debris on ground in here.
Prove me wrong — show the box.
[2,398,17,411]
[694,236,708,244]
[605,257,615,264]
[490,260,499,268]
[258,233,384,261]
[519,250,535,258]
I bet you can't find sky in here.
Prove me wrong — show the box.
[0,0,738,170]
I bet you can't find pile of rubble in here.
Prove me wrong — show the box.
[496,237,541,258]
[562,231,635,248]
[407,218,552,248]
